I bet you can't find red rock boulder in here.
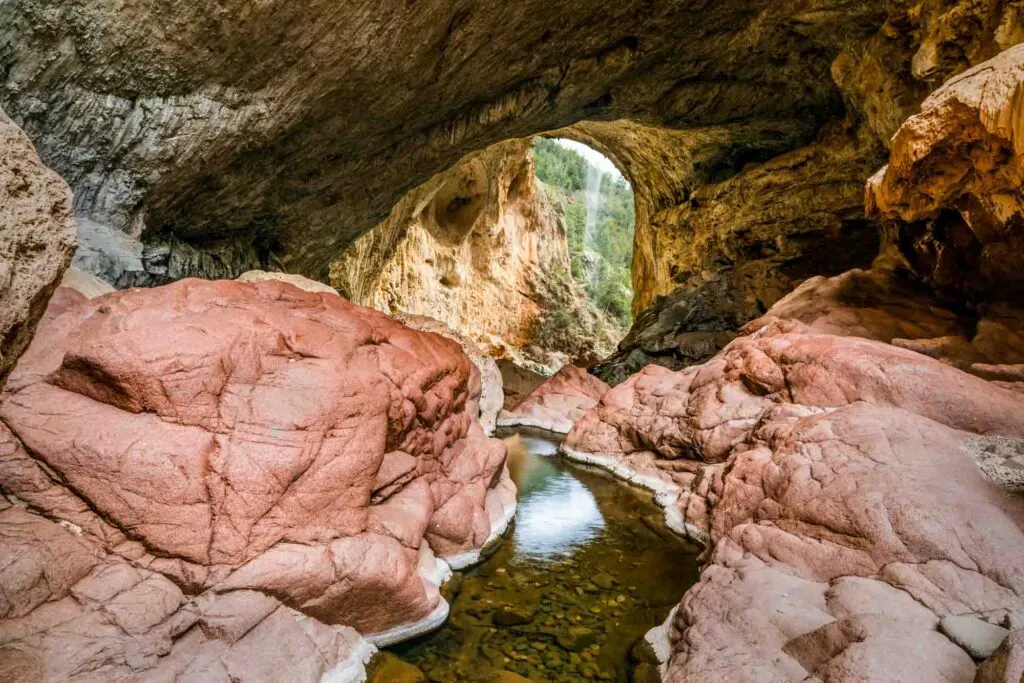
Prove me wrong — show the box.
[0,278,517,679]
[497,364,609,434]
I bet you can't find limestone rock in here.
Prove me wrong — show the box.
[331,139,619,371]
[0,278,517,676]
[941,614,1010,660]
[58,267,116,299]
[867,44,1024,303]
[498,365,609,434]
[0,0,881,280]
[0,106,76,389]
[236,269,338,295]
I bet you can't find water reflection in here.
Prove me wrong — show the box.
[505,432,604,560]
[390,427,701,682]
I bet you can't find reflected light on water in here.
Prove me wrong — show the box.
[502,432,604,560]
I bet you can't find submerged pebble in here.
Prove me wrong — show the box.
[389,428,701,681]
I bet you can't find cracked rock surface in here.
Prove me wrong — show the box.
[565,299,1024,681]
[0,278,516,680]
[562,45,1024,681]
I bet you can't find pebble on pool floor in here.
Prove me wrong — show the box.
[383,428,702,682]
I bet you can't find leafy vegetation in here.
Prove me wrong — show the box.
[532,137,635,328]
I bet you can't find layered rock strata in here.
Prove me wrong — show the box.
[330,139,618,371]
[0,278,516,679]
[0,0,883,279]
[497,365,609,434]
[0,107,76,390]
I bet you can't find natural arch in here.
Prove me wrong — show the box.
[0,0,942,281]
[1,0,1018,363]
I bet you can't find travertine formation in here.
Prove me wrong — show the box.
[868,43,1024,304]
[331,139,618,371]
[0,279,516,679]
[0,107,76,389]
[497,365,609,434]
[563,44,1024,682]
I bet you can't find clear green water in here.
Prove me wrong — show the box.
[389,428,702,682]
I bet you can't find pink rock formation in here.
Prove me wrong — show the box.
[563,46,1024,675]
[742,265,1024,385]
[565,316,1024,680]
[497,364,609,434]
[0,278,516,679]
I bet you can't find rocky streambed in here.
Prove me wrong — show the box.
[379,428,702,682]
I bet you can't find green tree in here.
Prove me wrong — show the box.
[531,138,635,328]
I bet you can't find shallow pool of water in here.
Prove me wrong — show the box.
[389,428,702,682]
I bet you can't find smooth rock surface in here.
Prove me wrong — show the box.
[498,365,609,434]
[941,614,1010,661]
[58,267,116,300]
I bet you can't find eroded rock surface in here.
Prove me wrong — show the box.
[498,365,609,434]
[393,313,505,437]
[0,278,517,679]
[563,44,1024,681]
[868,43,1024,303]
[0,106,76,390]
[565,314,1024,680]
[331,139,618,372]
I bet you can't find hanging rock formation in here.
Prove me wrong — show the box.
[331,139,618,371]
[0,107,76,390]
[563,44,1024,681]
[0,278,516,679]
[867,43,1024,304]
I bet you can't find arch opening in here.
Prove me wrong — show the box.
[531,137,635,331]
[329,131,639,377]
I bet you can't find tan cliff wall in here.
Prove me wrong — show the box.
[3,0,1019,358]
[330,139,619,372]
[591,0,1024,382]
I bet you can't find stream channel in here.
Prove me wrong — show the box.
[389,427,702,682]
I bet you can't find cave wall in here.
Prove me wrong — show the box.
[0,0,884,282]
[330,139,619,371]
[588,0,1024,381]
[1,0,1021,381]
